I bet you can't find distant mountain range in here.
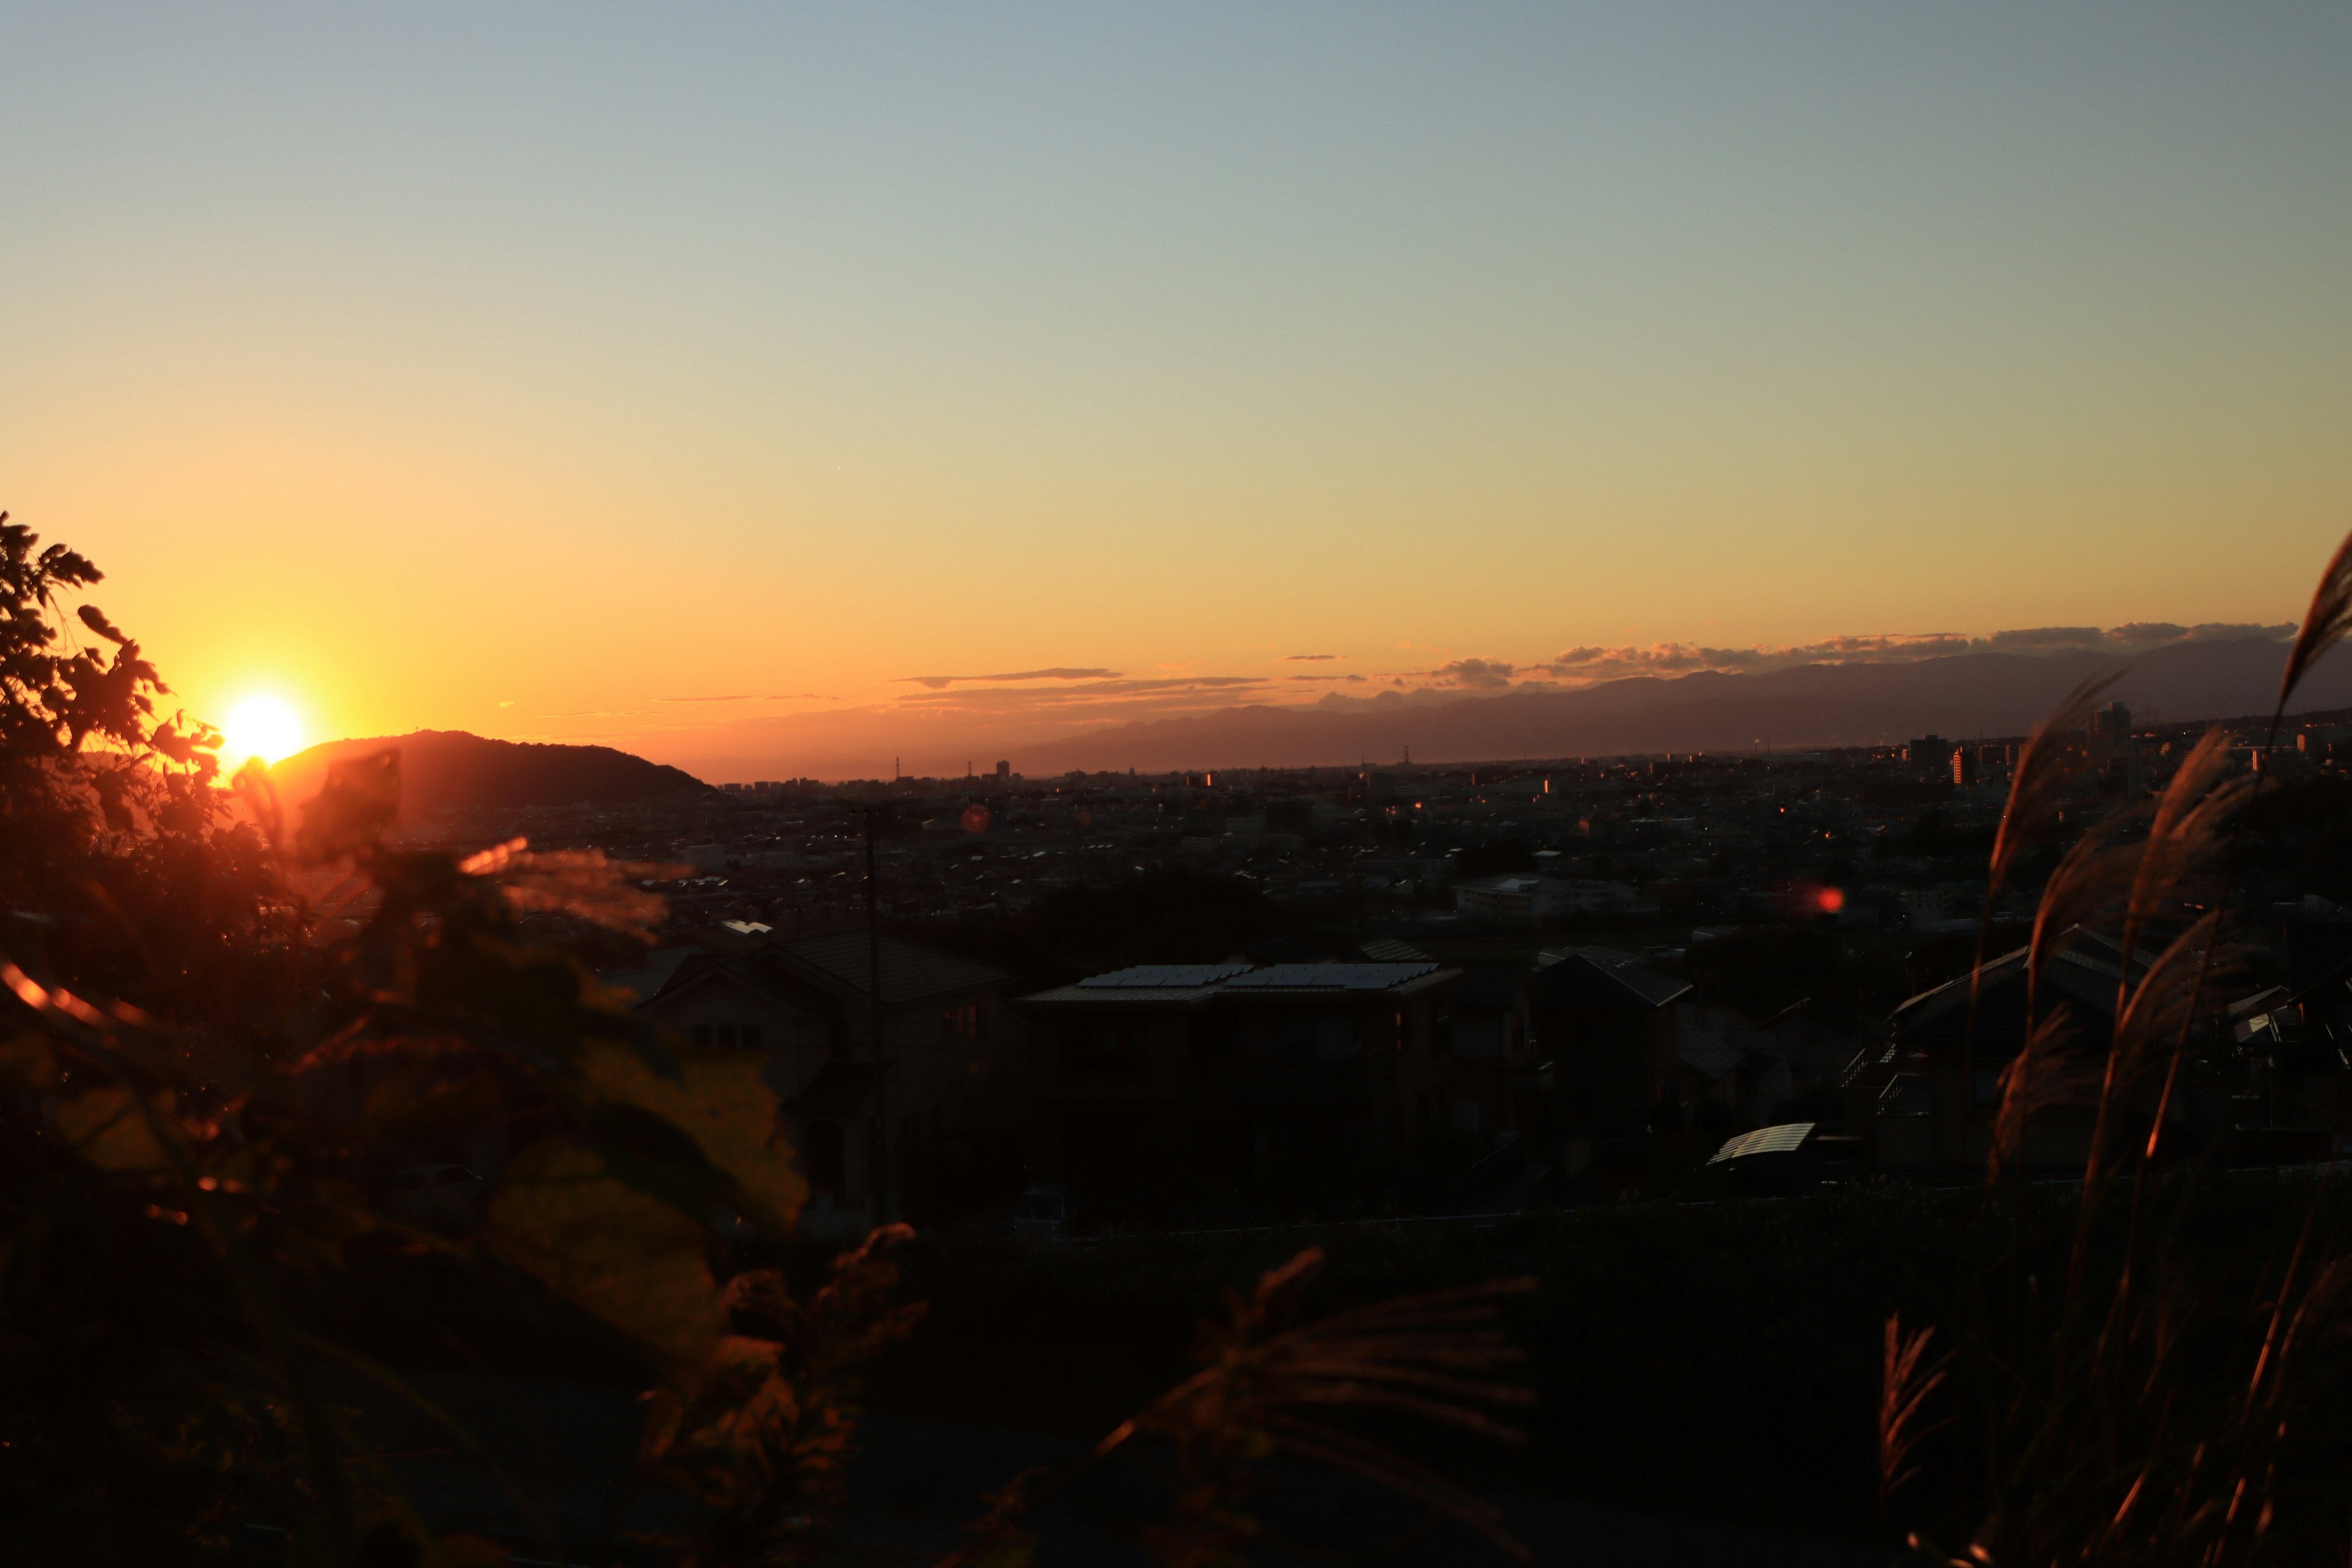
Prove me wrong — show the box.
[271,729,707,818]
[1014,636,2352,774]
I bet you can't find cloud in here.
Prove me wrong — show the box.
[897,667,1121,690]
[662,694,755,703]
[1520,623,2296,688]
[1425,657,1520,689]
[1284,653,1338,661]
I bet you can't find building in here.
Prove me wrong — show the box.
[1526,947,1692,1181]
[1906,736,1952,778]
[1844,929,2176,1171]
[1016,960,1461,1216]
[633,929,1016,1235]
[2088,701,2133,747]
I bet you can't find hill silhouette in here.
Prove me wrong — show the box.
[271,730,706,819]
[1011,635,2352,773]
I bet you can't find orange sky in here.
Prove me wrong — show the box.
[3,5,2346,779]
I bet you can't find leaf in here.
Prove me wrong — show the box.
[296,750,402,865]
[55,1085,175,1172]
[486,1135,726,1368]
[581,1041,806,1235]
[75,603,129,644]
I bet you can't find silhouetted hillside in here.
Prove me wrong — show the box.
[271,730,706,818]
[1016,635,2352,772]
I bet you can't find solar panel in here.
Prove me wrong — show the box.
[1707,1122,1815,1164]
[1223,962,1439,992]
[1076,964,1253,989]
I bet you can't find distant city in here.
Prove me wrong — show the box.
[321,698,2352,1238]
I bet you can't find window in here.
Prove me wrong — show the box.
[692,1024,712,1047]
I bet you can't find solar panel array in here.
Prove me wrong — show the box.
[1223,962,1439,991]
[1706,1122,1815,1164]
[1076,963,1254,989]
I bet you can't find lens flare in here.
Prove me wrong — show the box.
[223,695,303,766]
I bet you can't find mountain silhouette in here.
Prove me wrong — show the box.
[1014,636,2352,773]
[271,730,707,820]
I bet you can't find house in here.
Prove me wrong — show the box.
[1526,946,1691,1179]
[635,928,1016,1235]
[1845,930,2179,1172]
[1016,960,1461,1216]
[1438,963,1534,1140]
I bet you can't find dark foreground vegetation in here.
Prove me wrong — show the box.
[11,506,2352,1567]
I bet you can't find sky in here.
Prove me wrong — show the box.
[2,2,2346,778]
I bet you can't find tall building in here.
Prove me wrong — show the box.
[2088,701,2133,746]
[1907,735,1951,778]
[994,759,1011,782]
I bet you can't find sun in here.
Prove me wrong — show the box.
[222,695,304,767]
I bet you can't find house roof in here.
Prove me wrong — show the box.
[1223,962,1445,994]
[1079,963,1253,989]
[767,929,1011,1007]
[1352,937,1433,963]
[1531,947,1691,1011]
[1890,929,2153,1051]
[640,949,842,1017]
[1020,959,1458,1008]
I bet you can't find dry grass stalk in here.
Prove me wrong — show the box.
[2119,731,2244,972]
[1879,1313,1951,1507]
[2026,817,2137,1014]
[937,1248,1536,1567]
[2273,527,2352,741]
[1990,673,2122,899]
[1988,1008,2095,1182]
[2084,913,2220,1188]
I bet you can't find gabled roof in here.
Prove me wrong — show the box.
[640,949,841,1017]
[1531,947,1690,1011]
[1352,937,1433,964]
[767,929,1011,1007]
[1890,929,2154,1052]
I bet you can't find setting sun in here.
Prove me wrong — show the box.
[222,694,303,766]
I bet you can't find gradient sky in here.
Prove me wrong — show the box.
[2,2,2346,777]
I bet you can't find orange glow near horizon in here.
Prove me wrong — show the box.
[1,7,2343,782]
